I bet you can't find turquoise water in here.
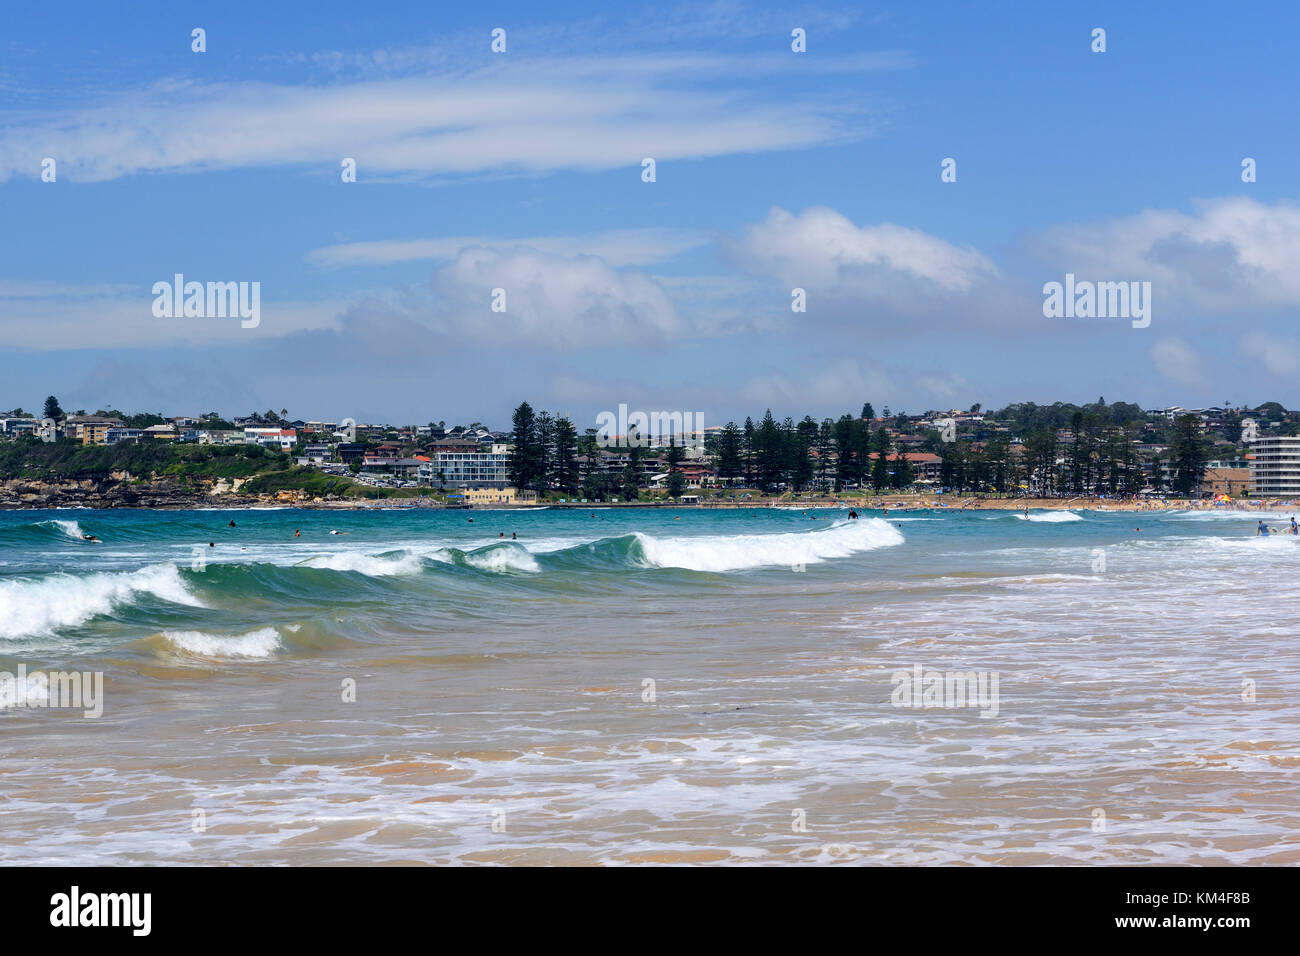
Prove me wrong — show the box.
[1,505,1296,864]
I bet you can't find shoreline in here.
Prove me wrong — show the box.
[3,493,1298,513]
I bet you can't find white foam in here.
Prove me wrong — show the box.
[0,564,204,640]
[299,550,425,577]
[43,519,85,539]
[162,626,282,658]
[463,545,541,574]
[634,517,903,572]
[1014,511,1083,523]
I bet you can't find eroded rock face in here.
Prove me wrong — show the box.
[0,477,214,509]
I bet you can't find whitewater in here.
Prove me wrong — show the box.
[1,504,1296,865]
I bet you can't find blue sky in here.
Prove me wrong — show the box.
[2,0,1299,428]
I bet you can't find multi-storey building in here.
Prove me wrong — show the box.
[1249,435,1300,497]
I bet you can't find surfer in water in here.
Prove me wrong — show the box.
[81,533,101,542]
[848,509,858,520]
[1257,520,1270,536]
[228,519,236,528]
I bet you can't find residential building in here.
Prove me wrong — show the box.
[421,443,510,488]
[244,427,298,451]
[105,427,143,445]
[1249,435,1300,496]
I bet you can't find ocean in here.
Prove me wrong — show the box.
[1,505,1296,865]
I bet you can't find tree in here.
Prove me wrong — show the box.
[871,426,891,491]
[717,422,744,482]
[1169,414,1208,495]
[552,416,580,494]
[891,451,915,489]
[534,410,555,495]
[861,403,875,420]
[755,410,782,490]
[508,402,538,489]
[833,415,856,490]
[816,419,834,490]
[666,437,686,499]
[742,417,756,485]
[43,396,63,420]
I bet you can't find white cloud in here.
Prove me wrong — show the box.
[308,228,707,269]
[724,205,999,296]
[0,52,886,183]
[341,246,683,350]
[1032,196,1300,312]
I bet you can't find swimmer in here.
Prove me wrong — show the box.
[228,520,236,528]
[499,532,505,538]
[208,542,214,548]
[294,529,301,538]
[511,532,517,539]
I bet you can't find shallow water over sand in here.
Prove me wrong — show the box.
[1,507,1296,864]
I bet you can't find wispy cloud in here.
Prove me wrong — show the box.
[307,228,708,269]
[0,51,898,183]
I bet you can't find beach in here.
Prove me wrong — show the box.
[1,505,1296,865]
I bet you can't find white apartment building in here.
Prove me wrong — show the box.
[1249,435,1300,497]
[244,427,298,451]
[419,443,510,488]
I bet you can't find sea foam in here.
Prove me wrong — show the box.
[633,517,903,572]
[0,564,203,640]
[161,626,282,658]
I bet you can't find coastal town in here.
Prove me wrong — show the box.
[0,397,1296,509]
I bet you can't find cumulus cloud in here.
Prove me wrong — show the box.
[340,246,683,350]
[724,205,998,295]
[1031,197,1300,312]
